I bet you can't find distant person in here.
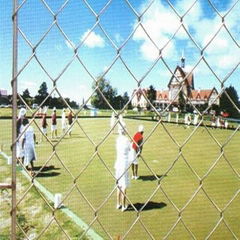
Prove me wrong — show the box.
[61,108,67,135]
[130,125,144,180]
[22,118,37,176]
[117,114,125,134]
[51,108,57,139]
[211,115,216,128]
[16,108,26,164]
[40,107,48,142]
[110,112,116,132]
[67,109,73,137]
[114,123,131,212]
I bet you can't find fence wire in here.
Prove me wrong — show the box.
[7,0,240,239]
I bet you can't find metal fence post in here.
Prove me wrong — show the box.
[11,0,18,239]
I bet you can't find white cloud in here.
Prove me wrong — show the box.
[81,30,105,48]
[132,0,194,61]
[134,0,240,74]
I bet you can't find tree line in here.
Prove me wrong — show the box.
[1,79,239,118]
[0,82,79,109]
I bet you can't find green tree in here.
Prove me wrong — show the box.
[22,89,31,99]
[91,77,117,109]
[35,82,49,105]
[178,90,186,112]
[220,86,240,118]
[147,85,156,108]
[22,88,32,106]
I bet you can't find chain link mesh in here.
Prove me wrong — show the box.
[7,0,240,239]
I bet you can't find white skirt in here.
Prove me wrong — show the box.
[51,125,57,131]
[16,142,24,158]
[41,127,47,134]
[129,148,138,165]
[115,166,130,189]
[24,144,36,166]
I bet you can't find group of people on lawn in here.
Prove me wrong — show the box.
[16,108,144,212]
[16,107,74,176]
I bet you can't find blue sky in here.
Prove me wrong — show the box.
[0,0,239,104]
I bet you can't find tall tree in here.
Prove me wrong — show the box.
[35,82,49,105]
[91,77,117,109]
[220,86,240,118]
[22,88,32,106]
[178,90,186,112]
[22,89,31,99]
[147,85,156,106]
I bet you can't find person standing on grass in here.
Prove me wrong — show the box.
[115,123,131,212]
[22,118,37,176]
[51,108,57,139]
[40,107,48,142]
[16,108,26,164]
[130,125,144,180]
[67,109,73,137]
[61,108,67,135]
[110,112,116,132]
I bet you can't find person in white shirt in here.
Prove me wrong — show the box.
[114,123,131,212]
[110,112,116,132]
[16,108,26,164]
[22,118,37,176]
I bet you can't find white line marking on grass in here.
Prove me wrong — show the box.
[0,151,103,240]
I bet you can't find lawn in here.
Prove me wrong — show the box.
[0,155,88,240]
[0,117,239,239]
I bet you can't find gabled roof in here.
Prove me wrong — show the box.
[132,88,148,101]
[190,88,218,100]
[168,66,194,89]
[156,90,169,100]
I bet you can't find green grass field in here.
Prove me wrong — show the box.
[0,117,239,239]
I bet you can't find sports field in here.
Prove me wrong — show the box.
[0,117,239,239]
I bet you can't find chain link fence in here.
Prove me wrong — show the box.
[0,0,239,239]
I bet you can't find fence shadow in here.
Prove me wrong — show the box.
[128,201,167,211]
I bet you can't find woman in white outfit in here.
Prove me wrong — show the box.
[16,108,26,163]
[114,123,131,212]
[110,112,115,131]
[22,118,36,176]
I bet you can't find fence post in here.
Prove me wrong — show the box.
[11,0,18,239]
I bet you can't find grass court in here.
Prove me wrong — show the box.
[0,117,239,239]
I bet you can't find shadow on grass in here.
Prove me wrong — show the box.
[33,165,60,172]
[128,201,167,211]
[35,171,61,178]
[138,175,166,181]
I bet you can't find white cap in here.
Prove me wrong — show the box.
[53,107,56,111]
[18,108,26,118]
[138,125,144,132]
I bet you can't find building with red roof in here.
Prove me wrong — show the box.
[131,56,219,110]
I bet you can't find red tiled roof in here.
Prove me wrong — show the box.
[133,88,149,101]
[156,90,169,100]
[190,89,213,100]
